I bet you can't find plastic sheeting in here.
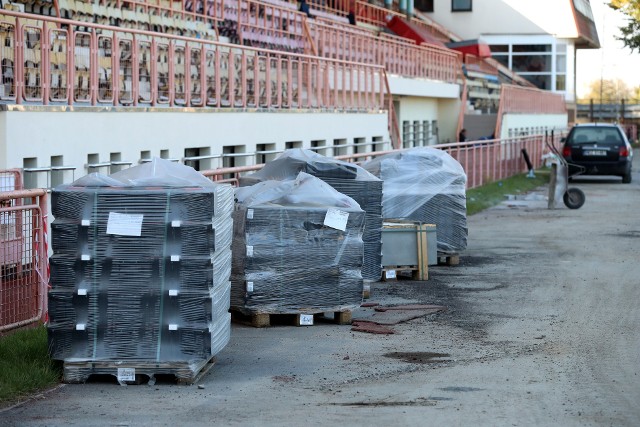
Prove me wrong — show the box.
[232,173,365,314]
[240,149,383,280]
[48,159,233,375]
[363,147,468,254]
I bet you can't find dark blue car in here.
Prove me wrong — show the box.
[562,123,634,183]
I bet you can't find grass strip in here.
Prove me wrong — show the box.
[0,325,61,403]
[467,169,550,216]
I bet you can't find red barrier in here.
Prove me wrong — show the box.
[0,188,48,332]
[200,134,564,189]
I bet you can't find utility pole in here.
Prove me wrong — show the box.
[599,77,603,122]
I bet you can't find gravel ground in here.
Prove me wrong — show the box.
[2,171,639,426]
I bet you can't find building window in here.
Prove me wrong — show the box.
[372,136,386,152]
[184,147,212,171]
[285,141,302,150]
[310,140,329,155]
[23,157,38,189]
[402,121,412,149]
[333,138,347,156]
[423,121,430,145]
[452,0,471,12]
[256,143,277,164]
[415,0,434,12]
[489,41,565,92]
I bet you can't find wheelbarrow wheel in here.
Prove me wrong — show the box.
[563,188,585,209]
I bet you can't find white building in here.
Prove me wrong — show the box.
[416,0,600,119]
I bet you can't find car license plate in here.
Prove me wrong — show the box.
[583,150,606,156]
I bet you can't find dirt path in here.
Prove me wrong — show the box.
[2,173,639,426]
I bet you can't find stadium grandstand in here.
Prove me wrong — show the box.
[1,0,601,333]
[0,0,571,188]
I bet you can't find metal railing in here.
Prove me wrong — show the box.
[56,0,222,39]
[0,187,48,332]
[354,2,450,42]
[0,169,22,193]
[200,133,562,189]
[464,54,498,77]
[233,0,307,51]
[307,19,461,83]
[499,84,567,115]
[0,9,386,110]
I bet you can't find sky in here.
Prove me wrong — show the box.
[576,0,640,98]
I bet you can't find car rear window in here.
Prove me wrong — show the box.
[568,127,623,146]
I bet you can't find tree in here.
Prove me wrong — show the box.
[609,0,640,51]
[579,78,633,103]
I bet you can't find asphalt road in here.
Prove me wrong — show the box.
[2,170,639,426]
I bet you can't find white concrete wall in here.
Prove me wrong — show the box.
[437,98,462,143]
[429,0,577,40]
[398,97,439,122]
[0,108,390,188]
[387,76,461,146]
[565,39,577,103]
[394,96,461,146]
[388,75,460,99]
[500,113,569,138]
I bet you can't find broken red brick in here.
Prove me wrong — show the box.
[351,321,395,335]
[360,302,380,308]
[374,304,447,312]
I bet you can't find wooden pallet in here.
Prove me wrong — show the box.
[62,356,216,385]
[437,254,460,266]
[231,309,352,328]
[382,265,425,281]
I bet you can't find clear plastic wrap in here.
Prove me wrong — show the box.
[363,147,468,254]
[232,172,365,314]
[240,149,383,281]
[48,159,233,377]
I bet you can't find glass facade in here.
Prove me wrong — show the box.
[489,41,567,93]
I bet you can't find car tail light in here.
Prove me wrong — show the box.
[562,146,572,157]
[619,146,629,157]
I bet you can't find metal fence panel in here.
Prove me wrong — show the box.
[0,204,46,332]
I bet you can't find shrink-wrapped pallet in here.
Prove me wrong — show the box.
[232,173,365,315]
[363,147,468,254]
[240,149,383,280]
[48,159,233,380]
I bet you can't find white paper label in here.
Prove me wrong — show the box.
[246,245,254,257]
[78,288,87,296]
[117,368,135,382]
[76,323,86,331]
[169,289,178,296]
[81,254,90,261]
[171,255,180,262]
[106,212,144,237]
[246,281,254,292]
[324,208,349,232]
[169,324,178,331]
[81,220,91,226]
[171,220,181,228]
[385,270,397,279]
[247,209,254,219]
[299,314,314,326]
